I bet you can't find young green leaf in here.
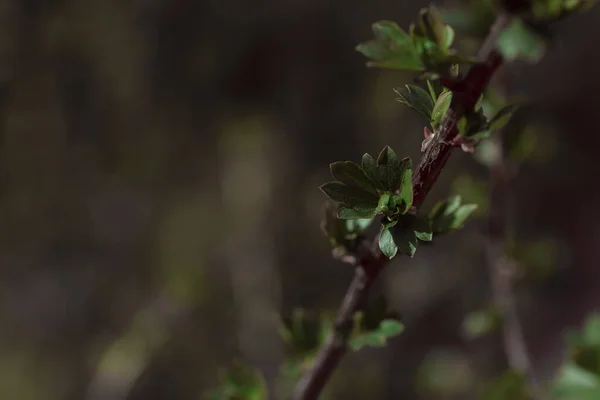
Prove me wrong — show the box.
[445,195,462,215]
[345,218,373,234]
[429,195,479,234]
[338,204,379,220]
[426,80,438,102]
[551,363,600,399]
[397,158,413,213]
[394,84,435,121]
[498,19,546,63]
[379,226,398,259]
[488,104,519,131]
[377,193,391,213]
[450,204,479,230]
[376,146,404,192]
[330,161,379,196]
[431,90,452,128]
[457,116,469,137]
[360,153,381,188]
[443,25,455,50]
[320,181,379,205]
[349,318,404,351]
[466,129,492,140]
[416,6,449,51]
[411,214,433,241]
[356,21,424,71]
[279,309,330,361]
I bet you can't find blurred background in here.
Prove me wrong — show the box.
[1,0,599,399]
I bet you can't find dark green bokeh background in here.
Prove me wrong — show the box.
[1,0,599,399]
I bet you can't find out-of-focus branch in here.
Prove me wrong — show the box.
[485,133,540,398]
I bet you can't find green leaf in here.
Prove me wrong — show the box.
[443,25,455,50]
[466,129,492,140]
[498,19,546,63]
[457,108,489,139]
[320,181,379,204]
[338,204,379,220]
[376,146,406,192]
[379,226,398,259]
[345,218,373,234]
[321,202,374,258]
[445,195,462,215]
[377,193,391,213]
[450,204,479,230]
[429,195,479,234]
[397,157,413,212]
[417,6,449,51]
[552,363,600,399]
[279,309,333,365]
[426,80,438,102]
[431,90,452,128]
[360,153,381,189]
[356,21,424,71]
[489,104,519,131]
[394,84,435,121]
[556,363,600,388]
[330,161,379,196]
[457,116,468,137]
[412,214,433,241]
[349,318,404,351]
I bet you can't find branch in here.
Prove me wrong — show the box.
[485,135,540,398]
[291,13,512,400]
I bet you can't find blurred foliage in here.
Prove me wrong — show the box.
[205,362,268,400]
[551,314,600,399]
[416,349,475,396]
[462,305,503,339]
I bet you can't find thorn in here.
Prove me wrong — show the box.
[424,126,433,138]
[461,142,475,153]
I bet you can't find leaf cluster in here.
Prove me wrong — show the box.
[279,309,331,364]
[356,6,474,78]
[394,80,518,143]
[321,146,479,259]
[348,296,404,351]
[443,0,597,63]
[320,146,412,221]
[394,81,452,131]
[429,195,479,234]
[321,202,373,261]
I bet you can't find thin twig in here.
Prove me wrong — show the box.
[486,135,540,398]
[291,12,512,400]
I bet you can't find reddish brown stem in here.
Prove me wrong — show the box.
[291,12,511,400]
